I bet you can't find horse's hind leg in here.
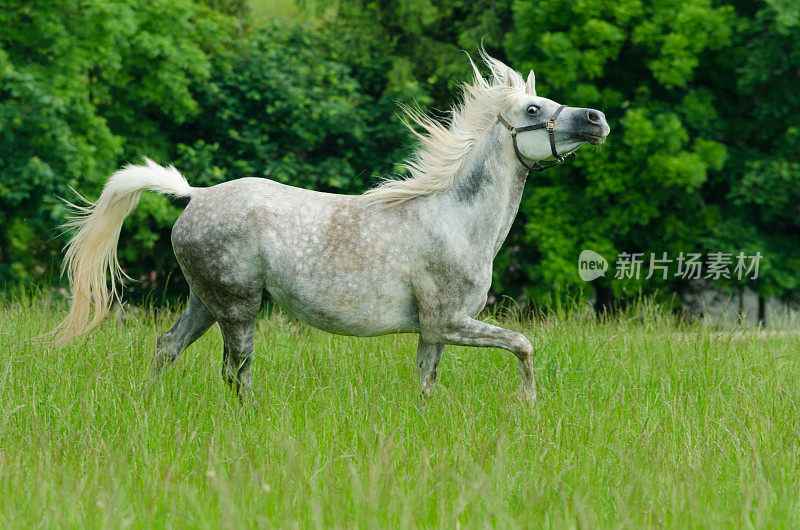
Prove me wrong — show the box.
[152,290,216,377]
[417,338,445,398]
[187,275,261,402]
[219,318,256,401]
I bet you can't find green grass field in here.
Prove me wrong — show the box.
[1,295,799,527]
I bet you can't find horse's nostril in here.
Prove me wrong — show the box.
[587,110,600,123]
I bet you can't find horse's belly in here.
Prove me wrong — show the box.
[266,280,417,336]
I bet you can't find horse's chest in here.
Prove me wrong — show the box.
[416,252,493,315]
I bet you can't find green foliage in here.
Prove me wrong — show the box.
[329,0,515,106]
[500,0,743,303]
[173,21,410,193]
[705,0,800,301]
[0,0,232,286]
[0,0,798,310]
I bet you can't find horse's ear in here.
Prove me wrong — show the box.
[525,70,537,96]
[503,68,524,90]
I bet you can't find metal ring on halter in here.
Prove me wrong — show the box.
[497,105,575,173]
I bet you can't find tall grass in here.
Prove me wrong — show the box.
[1,295,799,527]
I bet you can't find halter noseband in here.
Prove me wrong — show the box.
[497,104,574,173]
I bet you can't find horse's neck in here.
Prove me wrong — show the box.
[435,122,528,256]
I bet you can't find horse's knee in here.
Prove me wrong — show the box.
[511,333,533,360]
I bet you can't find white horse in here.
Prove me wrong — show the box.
[53,53,609,402]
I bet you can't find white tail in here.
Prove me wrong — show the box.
[52,158,193,344]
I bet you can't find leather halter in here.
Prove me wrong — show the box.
[497,104,575,172]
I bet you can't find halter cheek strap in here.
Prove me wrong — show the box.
[497,104,575,173]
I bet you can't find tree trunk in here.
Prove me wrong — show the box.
[757,295,766,327]
[594,283,616,318]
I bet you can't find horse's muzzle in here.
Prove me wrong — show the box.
[575,108,610,144]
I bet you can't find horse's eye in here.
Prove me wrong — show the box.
[526,105,539,115]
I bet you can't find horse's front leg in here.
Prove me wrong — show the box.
[422,314,536,403]
[416,338,445,398]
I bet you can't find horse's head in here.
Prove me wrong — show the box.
[363,53,612,209]
[495,65,610,171]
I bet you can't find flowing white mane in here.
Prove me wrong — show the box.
[362,52,529,208]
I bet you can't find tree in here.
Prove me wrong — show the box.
[0,0,232,287]
[328,0,516,107]
[502,0,733,308]
[701,0,800,311]
[173,21,411,194]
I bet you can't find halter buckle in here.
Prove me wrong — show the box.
[546,118,557,132]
